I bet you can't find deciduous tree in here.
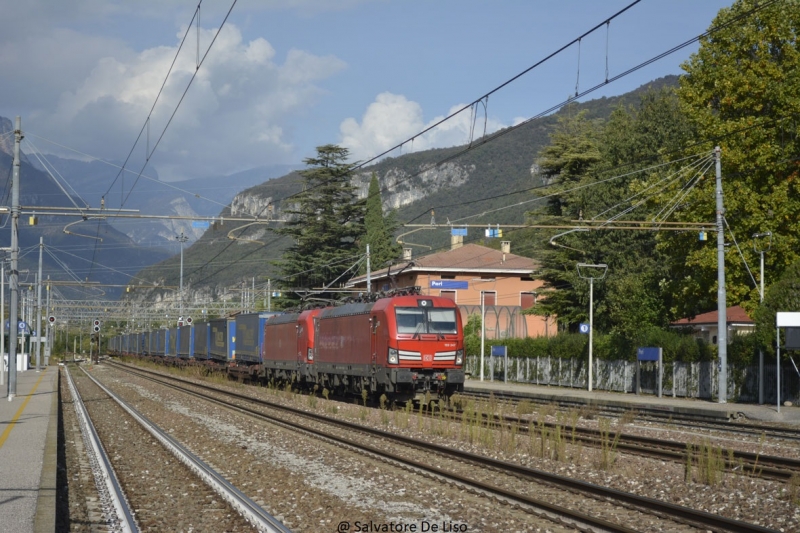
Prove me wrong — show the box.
[670,0,800,315]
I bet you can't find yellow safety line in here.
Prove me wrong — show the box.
[0,369,48,449]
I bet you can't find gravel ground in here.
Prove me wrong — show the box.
[123,361,800,532]
[64,365,261,532]
[87,363,569,533]
[62,360,800,532]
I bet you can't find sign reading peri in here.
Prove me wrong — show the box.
[430,280,469,290]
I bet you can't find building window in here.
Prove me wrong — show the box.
[481,291,496,306]
[520,275,533,281]
[520,292,535,309]
[441,274,456,280]
[440,290,456,302]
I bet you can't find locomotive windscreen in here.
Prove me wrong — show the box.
[395,307,458,334]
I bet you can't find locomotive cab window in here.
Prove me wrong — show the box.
[396,307,457,335]
[396,308,425,333]
[428,309,457,334]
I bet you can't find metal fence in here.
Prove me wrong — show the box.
[465,355,800,403]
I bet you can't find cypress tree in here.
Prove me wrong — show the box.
[361,173,401,275]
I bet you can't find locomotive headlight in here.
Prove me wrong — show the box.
[388,348,399,364]
[455,349,464,365]
[307,348,314,361]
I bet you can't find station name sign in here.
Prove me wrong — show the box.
[430,280,469,290]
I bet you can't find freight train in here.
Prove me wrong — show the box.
[107,289,465,402]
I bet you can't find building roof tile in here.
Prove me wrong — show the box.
[349,243,537,285]
[671,305,753,326]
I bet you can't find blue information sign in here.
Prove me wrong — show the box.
[451,228,468,236]
[579,323,590,334]
[430,280,468,290]
[192,220,210,228]
[637,347,661,361]
[491,345,507,357]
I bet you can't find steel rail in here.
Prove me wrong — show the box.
[63,366,139,533]
[107,363,637,533]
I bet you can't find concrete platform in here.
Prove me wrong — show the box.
[464,378,800,425]
[0,366,59,533]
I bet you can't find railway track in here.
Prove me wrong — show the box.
[107,360,780,533]
[64,365,139,532]
[67,364,291,532]
[446,403,799,482]
[460,389,800,442]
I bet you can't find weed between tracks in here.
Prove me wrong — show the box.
[121,359,768,492]
[685,439,727,486]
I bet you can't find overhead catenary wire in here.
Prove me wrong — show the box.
[116,0,239,211]
[81,0,239,285]
[592,155,714,223]
[103,2,204,198]
[352,0,644,171]
[723,216,759,291]
[355,0,782,229]
[650,160,714,226]
[24,138,89,211]
[446,153,712,227]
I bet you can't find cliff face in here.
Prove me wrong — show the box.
[224,159,475,226]
[230,191,275,218]
[354,161,475,209]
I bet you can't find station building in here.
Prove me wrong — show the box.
[346,241,556,339]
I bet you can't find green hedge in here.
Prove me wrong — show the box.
[465,327,726,363]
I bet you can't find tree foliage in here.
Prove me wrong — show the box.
[753,259,800,356]
[525,91,692,338]
[669,0,800,315]
[524,111,603,330]
[276,145,365,306]
[360,173,401,274]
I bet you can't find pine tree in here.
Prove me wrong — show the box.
[276,145,365,305]
[361,173,401,275]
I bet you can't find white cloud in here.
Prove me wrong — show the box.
[339,92,507,162]
[20,23,346,181]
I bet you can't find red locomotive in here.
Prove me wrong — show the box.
[261,308,321,385]
[312,291,464,402]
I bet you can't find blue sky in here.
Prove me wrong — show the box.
[0,0,733,182]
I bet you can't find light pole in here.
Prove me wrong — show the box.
[177,231,188,324]
[472,278,495,382]
[714,146,728,404]
[9,116,22,400]
[753,231,772,405]
[577,263,608,392]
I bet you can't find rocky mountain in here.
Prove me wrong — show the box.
[126,76,679,310]
[23,151,299,249]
